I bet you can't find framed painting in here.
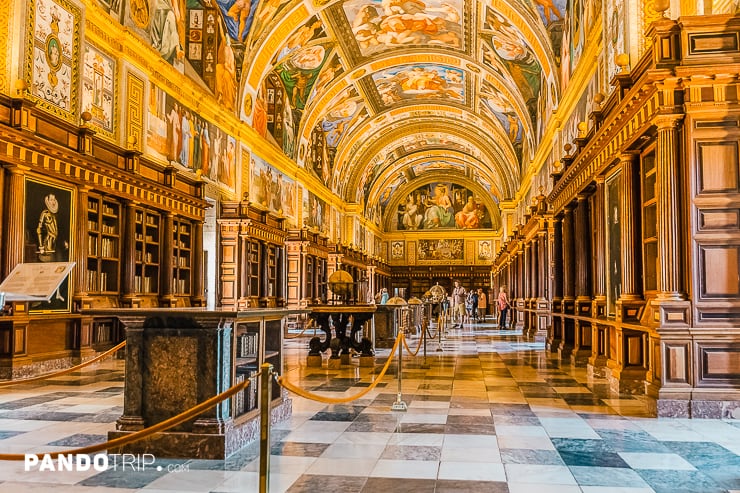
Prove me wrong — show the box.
[23,177,74,313]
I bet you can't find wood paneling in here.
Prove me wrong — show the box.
[699,209,740,230]
[699,245,740,297]
[697,142,739,193]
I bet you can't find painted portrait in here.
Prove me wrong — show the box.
[23,178,74,312]
[217,0,259,42]
[27,0,80,119]
[81,43,116,136]
[478,240,493,261]
[391,240,404,260]
[342,0,463,57]
[273,43,332,111]
[417,239,464,261]
[371,64,465,106]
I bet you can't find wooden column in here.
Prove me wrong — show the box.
[73,186,91,306]
[2,167,25,279]
[574,194,592,302]
[0,166,4,275]
[523,243,530,299]
[191,220,205,306]
[238,225,249,305]
[160,212,175,306]
[121,201,137,305]
[655,114,685,300]
[551,217,563,301]
[562,206,575,302]
[592,178,607,313]
[618,153,643,303]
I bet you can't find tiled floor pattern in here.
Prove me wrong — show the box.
[0,321,738,492]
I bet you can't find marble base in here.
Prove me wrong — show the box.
[359,356,375,367]
[0,351,104,380]
[306,355,322,367]
[327,358,341,369]
[340,354,351,365]
[108,398,292,459]
[657,399,690,418]
[608,370,647,395]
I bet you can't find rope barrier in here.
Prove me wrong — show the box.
[276,331,404,404]
[0,372,253,461]
[0,341,126,388]
[402,329,423,356]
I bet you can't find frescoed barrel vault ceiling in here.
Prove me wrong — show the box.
[108,0,565,232]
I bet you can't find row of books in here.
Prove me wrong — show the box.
[175,278,190,294]
[87,270,113,291]
[135,213,158,226]
[134,275,157,293]
[134,250,156,263]
[234,369,258,415]
[237,333,259,357]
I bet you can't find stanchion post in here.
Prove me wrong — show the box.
[421,315,429,369]
[436,307,444,352]
[259,363,273,493]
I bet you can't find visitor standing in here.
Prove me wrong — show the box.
[497,286,510,329]
[452,280,466,327]
[477,288,487,321]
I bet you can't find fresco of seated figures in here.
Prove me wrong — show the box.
[392,182,492,231]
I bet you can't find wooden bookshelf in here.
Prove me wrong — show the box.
[172,218,192,295]
[86,196,120,294]
[134,209,161,295]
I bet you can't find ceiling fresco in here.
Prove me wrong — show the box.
[96,0,576,233]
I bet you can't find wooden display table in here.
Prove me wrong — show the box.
[307,304,376,364]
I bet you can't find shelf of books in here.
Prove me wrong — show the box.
[86,196,120,294]
[172,218,192,295]
[134,209,161,295]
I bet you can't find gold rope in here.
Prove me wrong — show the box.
[0,341,126,388]
[402,330,423,356]
[276,331,404,404]
[0,373,252,461]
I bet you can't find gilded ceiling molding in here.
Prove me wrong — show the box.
[341,117,519,201]
[366,150,505,206]
[333,105,517,179]
[380,170,503,231]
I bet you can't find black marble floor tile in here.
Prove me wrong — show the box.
[72,412,120,423]
[663,441,740,469]
[635,469,729,493]
[489,404,534,416]
[412,394,451,402]
[397,423,447,434]
[435,480,509,493]
[0,410,94,421]
[0,430,25,439]
[500,449,564,465]
[568,465,651,487]
[361,477,435,493]
[552,438,630,468]
[287,474,367,493]
[346,421,400,434]
[47,433,106,447]
[444,423,495,435]
[595,429,671,453]
[271,441,330,457]
[446,415,493,426]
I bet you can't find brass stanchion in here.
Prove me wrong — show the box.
[259,363,273,493]
[421,316,430,369]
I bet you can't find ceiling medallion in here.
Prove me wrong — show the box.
[465,63,481,73]
[352,68,366,79]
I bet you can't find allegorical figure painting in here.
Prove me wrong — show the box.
[417,239,464,261]
[371,64,465,106]
[393,183,492,230]
[342,0,463,56]
[479,80,523,164]
[250,154,296,222]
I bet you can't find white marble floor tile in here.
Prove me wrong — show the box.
[617,452,697,470]
[438,460,506,481]
[504,464,578,485]
[369,459,439,479]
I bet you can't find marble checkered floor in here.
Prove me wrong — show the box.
[0,321,739,492]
